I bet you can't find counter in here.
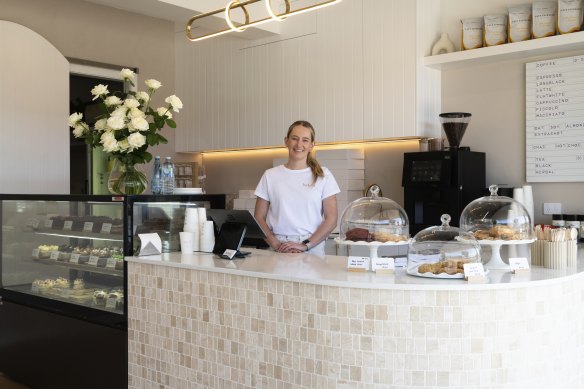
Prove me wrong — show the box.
[127,248,584,388]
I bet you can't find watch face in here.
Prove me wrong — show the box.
[302,239,310,245]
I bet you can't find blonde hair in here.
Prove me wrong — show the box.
[286,120,324,185]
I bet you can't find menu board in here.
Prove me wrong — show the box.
[526,54,584,182]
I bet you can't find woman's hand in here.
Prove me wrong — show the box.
[277,241,307,253]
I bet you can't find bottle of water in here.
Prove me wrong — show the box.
[151,156,162,195]
[161,156,175,195]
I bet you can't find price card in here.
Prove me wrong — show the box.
[70,253,81,264]
[32,283,39,293]
[44,219,53,228]
[60,289,71,298]
[105,297,117,309]
[372,257,395,274]
[106,258,117,269]
[463,263,487,283]
[83,222,94,232]
[32,248,40,259]
[221,249,238,259]
[25,218,40,229]
[509,257,530,273]
[101,223,112,234]
[63,220,73,231]
[88,256,99,266]
[347,256,370,272]
[49,251,60,261]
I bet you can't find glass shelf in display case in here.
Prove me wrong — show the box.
[1,196,126,324]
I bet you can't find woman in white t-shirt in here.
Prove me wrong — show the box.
[254,120,340,254]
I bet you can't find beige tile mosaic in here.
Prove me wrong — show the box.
[128,263,584,388]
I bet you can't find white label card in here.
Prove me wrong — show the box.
[63,221,73,230]
[49,251,60,260]
[106,258,117,268]
[32,248,40,259]
[221,249,237,259]
[347,256,370,272]
[83,222,94,232]
[88,256,99,266]
[101,223,112,234]
[463,263,486,278]
[61,289,71,298]
[105,297,117,309]
[44,219,53,228]
[26,218,40,229]
[70,253,81,264]
[509,257,530,272]
[32,284,39,293]
[372,257,395,271]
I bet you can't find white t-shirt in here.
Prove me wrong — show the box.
[254,165,340,236]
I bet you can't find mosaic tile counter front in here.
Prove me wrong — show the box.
[128,252,584,389]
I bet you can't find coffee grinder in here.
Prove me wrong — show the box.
[402,112,485,234]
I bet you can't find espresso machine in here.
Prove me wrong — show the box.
[402,113,486,234]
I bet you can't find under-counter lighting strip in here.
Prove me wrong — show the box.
[198,136,424,154]
[187,0,341,42]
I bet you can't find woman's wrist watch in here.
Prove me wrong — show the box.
[302,239,311,251]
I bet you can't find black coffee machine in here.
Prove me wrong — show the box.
[402,113,485,234]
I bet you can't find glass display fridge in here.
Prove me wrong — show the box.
[0,194,225,389]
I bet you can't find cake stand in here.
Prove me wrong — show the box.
[335,238,410,271]
[478,239,536,270]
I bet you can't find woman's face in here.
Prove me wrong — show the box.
[285,125,314,160]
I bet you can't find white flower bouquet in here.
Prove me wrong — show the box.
[67,68,182,194]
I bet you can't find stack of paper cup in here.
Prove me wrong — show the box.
[179,231,197,254]
[200,220,215,252]
[197,207,209,251]
[522,185,534,228]
[184,208,200,251]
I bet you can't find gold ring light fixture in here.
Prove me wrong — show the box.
[187,0,341,42]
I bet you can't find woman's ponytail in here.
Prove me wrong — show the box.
[307,151,324,185]
[287,120,324,185]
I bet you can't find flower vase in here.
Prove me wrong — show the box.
[431,33,456,55]
[107,159,148,195]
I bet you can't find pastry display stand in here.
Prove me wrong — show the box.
[478,239,536,270]
[334,238,410,270]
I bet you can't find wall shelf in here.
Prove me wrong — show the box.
[424,31,584,70]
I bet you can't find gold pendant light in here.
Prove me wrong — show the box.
[187,0,341,42]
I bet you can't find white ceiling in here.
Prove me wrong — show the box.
[84,0,281,38]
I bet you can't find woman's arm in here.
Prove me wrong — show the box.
[254,197,282,251]
[278,195,338,253]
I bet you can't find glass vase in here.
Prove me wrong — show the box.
[107,159,148,195]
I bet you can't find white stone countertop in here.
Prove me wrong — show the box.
[126,247,584,291]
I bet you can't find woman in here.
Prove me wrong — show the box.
[254,120,340,254]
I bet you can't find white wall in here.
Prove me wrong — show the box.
[0,21,69,193]
[439,0,584,223]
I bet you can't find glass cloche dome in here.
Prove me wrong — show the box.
[339,186,409,243]
[406,214,481,278]
[460,185,533,241]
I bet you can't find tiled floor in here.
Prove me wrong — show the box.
[0,374,29,389]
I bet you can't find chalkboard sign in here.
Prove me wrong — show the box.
[526,54,584,182]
